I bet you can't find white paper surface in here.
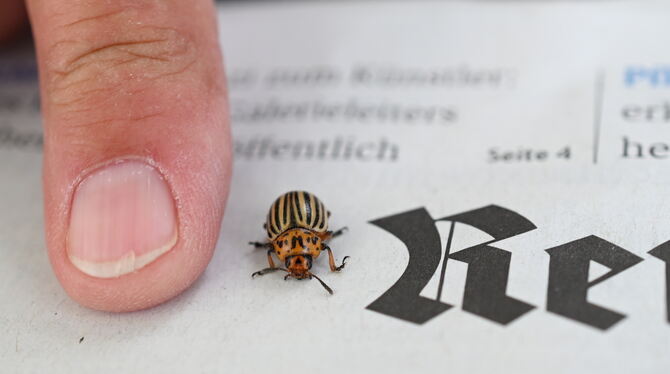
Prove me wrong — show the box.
[2,1,670,372]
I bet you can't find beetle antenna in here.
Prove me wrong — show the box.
[309,273,333,295]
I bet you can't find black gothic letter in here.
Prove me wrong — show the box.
[649,241,670,323]
[438,205,537,325]
[366,208,451,324]
[546,235,643,330]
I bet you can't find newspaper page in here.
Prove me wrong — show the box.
[1,1,670,372]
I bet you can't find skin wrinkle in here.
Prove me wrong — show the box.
[59,111,166,130]
[54,111,169,139]
[52,49,170,93]
[151,59,197,80]
[52,86,119,106]
[46,36,173,76]
[64,39,171,68]
[124,52,170,63]
[52,79,152,107]
[48,36,193,89]
[60,8,128,28]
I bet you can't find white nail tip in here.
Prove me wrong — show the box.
[68,230,178,278]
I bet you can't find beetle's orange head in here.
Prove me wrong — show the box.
[285,255,312,279]
[283,255,333,295]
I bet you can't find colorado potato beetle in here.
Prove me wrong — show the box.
[250,191,349,294]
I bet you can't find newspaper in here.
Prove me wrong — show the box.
[1,1,670,372]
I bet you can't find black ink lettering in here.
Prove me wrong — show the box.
[366,208,451,324]
[649,241,670,323]
[546,235,643,330]
[367,205,536,325]
[438,206,536,325]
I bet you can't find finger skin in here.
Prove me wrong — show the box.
[27,0,231,311]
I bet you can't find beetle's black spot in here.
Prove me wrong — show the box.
[313,200,321,229]
[277,241,283,248]
[303,192,312,225]
[291,236,305,249]
[273,198,281,233]
[312,237,319,244]
[282,195,289,225]
[293,192,303,221]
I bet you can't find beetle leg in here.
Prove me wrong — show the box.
[318,227,348,242]
[330,226,348,239]
[266,249,277,268]
[336,256,350,271]
[251,250,279,277]
[326,246,349,272]
[252,267,281,277]
[249,241,271,249]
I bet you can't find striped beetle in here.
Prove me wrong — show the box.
[250,191,349,294]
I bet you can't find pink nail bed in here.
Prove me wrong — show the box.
[66,160,178,278]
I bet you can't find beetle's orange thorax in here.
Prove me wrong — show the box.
[272,228,324,271]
